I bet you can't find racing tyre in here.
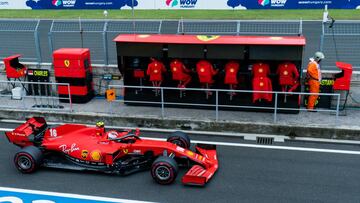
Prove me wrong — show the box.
[167,131,191,149]
[151,156,178,185]
[14,146,43,173]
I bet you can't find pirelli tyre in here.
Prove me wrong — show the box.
[167,131,191,149]
[14,146,43,173]
[151,156,179,185]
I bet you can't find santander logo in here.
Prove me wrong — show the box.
[258,0,269,6]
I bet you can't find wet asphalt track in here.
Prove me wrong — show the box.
[1,122,360,203]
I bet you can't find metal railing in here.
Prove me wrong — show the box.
[0,80,72,112]
[107,85,341,123]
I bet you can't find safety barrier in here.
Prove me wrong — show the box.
[107,85,341,123]
[0,80,72,112]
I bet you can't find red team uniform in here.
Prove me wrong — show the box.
[224,61,239,85]
[170,59,192,88]
[276,62,299,92]
[147,58,166,86]
[196,60,218,84]
[252,62,270,78]
[252,62,272,103]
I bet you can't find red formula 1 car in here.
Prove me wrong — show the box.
[5,117,218,186]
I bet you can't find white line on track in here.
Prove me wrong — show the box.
[141,137,360,155]
[0,187,155,203]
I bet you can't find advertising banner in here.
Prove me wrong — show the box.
[1,0,360,10]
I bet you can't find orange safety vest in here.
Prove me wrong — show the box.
[306,59,321,82]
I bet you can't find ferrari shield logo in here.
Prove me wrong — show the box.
[64,60,70,68]
[81,150,88,159]
[197,35,220,42]
[90,150,102,161]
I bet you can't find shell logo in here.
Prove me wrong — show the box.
[230,68,234,73]
[173,67,177,72]
[90,150,102,161]
[197,35,220,42]
[186,151,194,156]
[64,60,70,67]
[260,82,264,87]
[200,68,205,72]
[270,37,283,41]
[283,70,288,75]
[259,68,263,73]
[137,34,150,38]
[154,69,158,73]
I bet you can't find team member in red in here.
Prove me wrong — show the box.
[252,77,273,103]
[170,59,192,88]
[252,62,270,78]
[276,62,300,92]
[224,60,240,89]
[196,60,218,85]
[146,58,166,88]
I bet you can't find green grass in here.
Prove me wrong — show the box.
[0,9,359,20]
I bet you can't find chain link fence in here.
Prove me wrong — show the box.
[321,20,360,70]
[177,19,302,35]
[0,19,359,70]
[48,19,162,65]
[0,19,41,63]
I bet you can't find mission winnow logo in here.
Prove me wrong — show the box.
[166,0,197,8]
[258,0,287,7]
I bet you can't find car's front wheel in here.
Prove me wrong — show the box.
[167,131,191,149]
[151,156,178,185]
[14,146,43,173]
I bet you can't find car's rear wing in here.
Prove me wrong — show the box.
[5,117,47,147]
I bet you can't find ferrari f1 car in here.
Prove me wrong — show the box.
[5,117,218,186]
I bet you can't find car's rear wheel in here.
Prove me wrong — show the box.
[151,156,178,185]
[167,131,191,149]
[14,146,43,173]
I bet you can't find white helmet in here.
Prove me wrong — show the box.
[314,52,325,60]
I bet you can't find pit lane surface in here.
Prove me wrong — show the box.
[1,122,360,203]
